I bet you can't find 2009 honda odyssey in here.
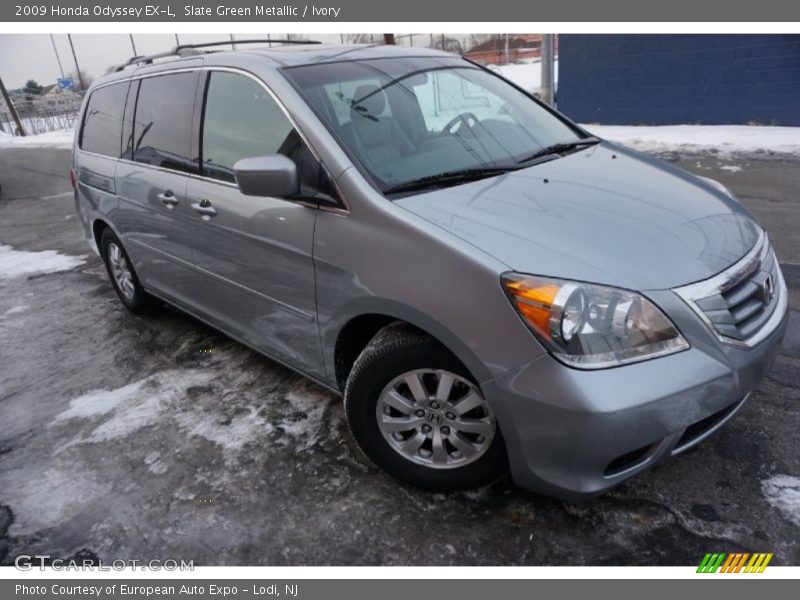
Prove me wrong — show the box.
[72,41,788,500]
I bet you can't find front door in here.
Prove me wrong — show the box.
[183,70,323,378]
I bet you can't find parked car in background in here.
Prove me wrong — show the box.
[72,42,788,500]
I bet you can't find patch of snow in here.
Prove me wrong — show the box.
[277,387,333,448]
[0,244,85,279]
[176,405,272,452]
[0,466,112,535]
[0,128,74,148]
[720,165,743,172]
[3,305,28,316]
[762,475,800,527]
[52,368,274,459]
[52,369,216,452]
[491,59,559,95]
[144,451,169,475]
[54,378,150,422]
[582,124,800,157]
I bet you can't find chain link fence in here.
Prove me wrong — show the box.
[0,88,83,137]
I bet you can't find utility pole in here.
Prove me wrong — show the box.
[229,34,236,50]
[50,34,65,78]
[540,34,555,107]
[129,34,138,55]
[504,33,509,65]
[383,34,396,45]
[67,34,85,91]
[0,77,26,136]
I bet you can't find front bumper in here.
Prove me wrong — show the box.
[483,288,788,502]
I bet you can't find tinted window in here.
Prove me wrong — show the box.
[201,72,297,183]
[133,72,198,173]
[80,82,128,157]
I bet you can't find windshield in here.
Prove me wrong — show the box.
[283,57,589,195]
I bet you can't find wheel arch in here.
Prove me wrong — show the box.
[328,299,493,392]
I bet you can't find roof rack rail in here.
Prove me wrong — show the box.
[116,38,322,72]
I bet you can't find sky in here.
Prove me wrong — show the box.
[0,33,356,89]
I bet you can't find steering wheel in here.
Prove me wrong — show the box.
[441,112,479,136]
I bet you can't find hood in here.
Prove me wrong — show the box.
[395,143,761,290]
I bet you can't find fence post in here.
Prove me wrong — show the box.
[540,34,555,106]
[0,77,25,136]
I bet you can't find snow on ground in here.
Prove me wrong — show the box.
[761,475,800,527]
[0,244,85,279]
[0,128,74,148]
[49,365,332,458]
[582,124,800,157]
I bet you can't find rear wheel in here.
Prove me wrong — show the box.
[344,324,507,490]
[100,228,155,314]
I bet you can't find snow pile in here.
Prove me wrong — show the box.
[491,59,559,94]
[0,244,85,279]
[761,475,800,527]
[0,128,74,148]
[582,124,800,157]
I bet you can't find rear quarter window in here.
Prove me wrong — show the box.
[79,82,129,157]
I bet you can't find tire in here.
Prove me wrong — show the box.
[99,228,155,314]
[344,323,508,491]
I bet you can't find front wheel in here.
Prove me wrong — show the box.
[344,324,507,490]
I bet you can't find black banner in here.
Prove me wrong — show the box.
[3,579,799,600]
[4,0,800,22]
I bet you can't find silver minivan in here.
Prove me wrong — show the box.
[72,41,788,500]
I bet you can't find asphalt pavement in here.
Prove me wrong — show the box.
[0,147,798,566]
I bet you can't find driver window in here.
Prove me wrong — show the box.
[201,71,297,183]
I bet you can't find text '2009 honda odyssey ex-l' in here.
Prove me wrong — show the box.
[72,41,788,501]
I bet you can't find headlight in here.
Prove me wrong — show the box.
[501,274,689,369]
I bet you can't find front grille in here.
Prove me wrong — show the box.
[675,232,786,347]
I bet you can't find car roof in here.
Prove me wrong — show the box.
[237,43,453,67]
[90,43,458,89]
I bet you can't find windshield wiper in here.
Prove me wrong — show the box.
[517,137,601,164]
[383,167,518,195]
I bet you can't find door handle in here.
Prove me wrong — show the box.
[191,201,217,218]
[157,190,178,209]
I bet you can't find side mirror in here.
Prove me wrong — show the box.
[233,155,299,198]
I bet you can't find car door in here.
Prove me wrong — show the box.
[183,69,323,378]
[113,71,200,305]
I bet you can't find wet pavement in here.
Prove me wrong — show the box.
[0,147,798,566]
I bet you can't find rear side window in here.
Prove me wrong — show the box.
[133,72,198,173]
[80,82,128,157]
[201,71,296,183]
